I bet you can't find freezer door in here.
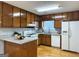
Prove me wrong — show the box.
[62,21,69,50]
[70,21,79,52]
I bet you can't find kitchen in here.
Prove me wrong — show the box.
[0,1,79,57]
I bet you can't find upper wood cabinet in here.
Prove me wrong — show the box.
[41,11,79,21]
[13,7,20,28]
[42,15,51,20]
[30,13,35,23]
[2,3,13,27]
[27,12,31,24]
[27,12,36,24]
[54,13,62,28]
[72,11,79,20]
[0,2,2,27]
[35,15,38,21]
[54,20,61,28]
[67,12,73,20]
[62,12,68,20]
[20,10,27,27]
[0,2,41,28]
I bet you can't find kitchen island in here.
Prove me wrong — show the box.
[0,36,38,57]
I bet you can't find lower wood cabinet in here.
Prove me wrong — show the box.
[38,34,51,46]
[4,40,37,57]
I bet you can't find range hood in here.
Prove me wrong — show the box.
[25,24,37,28]
[27,24,37,27]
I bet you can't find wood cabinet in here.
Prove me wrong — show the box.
[44,34,51,46]
[72,11,79,20]
[0,2,41,28]
[54,13,62,28]
[38,34,51,46]
[30,13,35,23]
[35,15,38,21]
[67,12,73,20]
[27,12,31,24]
[0,2,2,27]
[13,7,20,28]
[42,15,51,20]
[4,40,37,57]
[27,12,35,24]
[54,20,61,28]
[20,10,27,27]
[41,11,79,28]
[2,3,13,27]
[41,11,79,20]
[63,12,68,20]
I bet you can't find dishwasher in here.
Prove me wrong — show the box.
[51,35,60,48]
[0,40,4,54]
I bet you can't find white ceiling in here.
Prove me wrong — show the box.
[4,1,79,15]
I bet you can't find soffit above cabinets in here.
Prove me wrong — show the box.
[4,1,79,15]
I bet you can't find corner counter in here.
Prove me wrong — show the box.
[0,36,38,57]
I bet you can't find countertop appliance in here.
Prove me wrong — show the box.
[62,21,79,52]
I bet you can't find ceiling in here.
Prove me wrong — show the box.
[4,1,79,15]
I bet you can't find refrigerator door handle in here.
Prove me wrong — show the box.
[69,25,72,39]
[63,31,68,33]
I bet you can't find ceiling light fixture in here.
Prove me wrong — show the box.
[36,4,61,12]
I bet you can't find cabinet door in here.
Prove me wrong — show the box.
[0,2,2,27]
[73,11,79,20]
[67,12,73,20]
[30,13,35,23]
[13,7,20,28]
[44,35,51,46]
[2,3,13,27]
[38,34,44,45]
[38,34,41,45]
[38,34,46,45]
[54,20,61,28]
[63,12,68,20]
[20,10,27,27]
[27,12,31,24]
[39,34,51,46]
[41,34,46,45]
[35,15,38,21]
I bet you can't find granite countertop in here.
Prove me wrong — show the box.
[0,35,38,44]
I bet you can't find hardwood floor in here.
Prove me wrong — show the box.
[37,45,79,57]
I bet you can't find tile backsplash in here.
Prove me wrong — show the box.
[0,28,27,36]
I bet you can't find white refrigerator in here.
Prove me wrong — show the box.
[62,21,79,52]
